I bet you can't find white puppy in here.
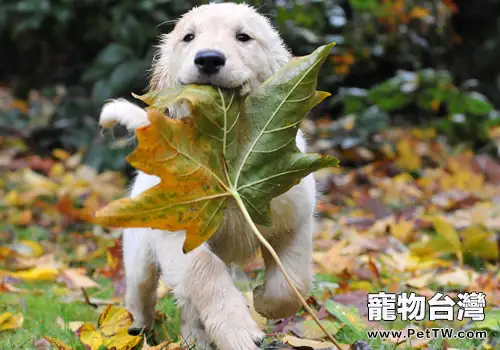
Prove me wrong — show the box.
[100,3,316,350]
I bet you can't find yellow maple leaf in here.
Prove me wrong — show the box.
[409,6,431,19]
[0,312,23,332]
[395,138,421,171]
[389,217,415,243]
[431,216,463,265]
[10,267,59,281]
[76,305,141,350]
[463,226,499,261]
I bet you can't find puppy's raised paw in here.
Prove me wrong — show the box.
[99,99,150,131]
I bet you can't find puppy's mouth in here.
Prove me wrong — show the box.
[180,79,246,91]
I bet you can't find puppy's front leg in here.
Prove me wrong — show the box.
[253,218,314,320]
[123,228,159,334]
[153,232,264,350]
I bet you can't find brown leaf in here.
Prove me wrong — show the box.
[282,335,339,349]
[315,240,355,275]
[58,268,99,289]
[56,193,100,224]
[473,154,500,184]
[43,336,74,350]
[333,291,369,317]
[142,336,184,349]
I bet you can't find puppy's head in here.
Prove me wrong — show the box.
[149,3,291,93]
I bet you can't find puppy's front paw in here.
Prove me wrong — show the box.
[181,318,214,350]
[204,304,265,350]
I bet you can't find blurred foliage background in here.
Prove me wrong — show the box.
[1,0,500,172]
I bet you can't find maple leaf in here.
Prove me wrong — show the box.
[43,336,74,350]
[0,312,23,332]
[95,43,339,252]
[75,305,141,350]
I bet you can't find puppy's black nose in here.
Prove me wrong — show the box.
[194,49,226,75]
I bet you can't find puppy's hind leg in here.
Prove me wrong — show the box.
[123,228,159,335]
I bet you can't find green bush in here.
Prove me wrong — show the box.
[1,0,499,171]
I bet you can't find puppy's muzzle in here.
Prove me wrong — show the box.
[194,49,226,75]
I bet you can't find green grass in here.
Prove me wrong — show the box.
[0,223,496,350]
[0,279,181,350]
[0,279,496,349]
[0,286,98,349]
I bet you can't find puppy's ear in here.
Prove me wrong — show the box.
[147,34,173,91]
[275,43,293,69]
[148,59,162,91]
[269,40,293,74]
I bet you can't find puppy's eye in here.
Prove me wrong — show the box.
[236,33,252,42]
[183,34,195,42]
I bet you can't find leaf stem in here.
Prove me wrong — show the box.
[232,193,343,350]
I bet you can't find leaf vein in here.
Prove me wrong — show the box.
[234,58,323,186]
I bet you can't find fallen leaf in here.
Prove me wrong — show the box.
[10,239,44,257]
[68,321,84,332]
[462,226,499,261]
[389,217,414,243]
[333,291,369,316]
[434,267,479,287]
[58,268,99,289]
[56,316,65,329]
[431,216,463,263]
[95,43,338,252]
[43,336,74,350]
[473,309,500,331]
[285,319,342,340]
[10,267,59,281]
[76,323,102,350]
[142,337,183,349]
[13,253,60,270]
[324,300,366,334]
[316,240,355,275]
[243,292,267,328]
[406,271,435,289]
[282,335,336,349]
[0,312,23,332]
[409,6,431,19]
[75,305,141,350]
[34,337,52,350]
[395,138,421,171]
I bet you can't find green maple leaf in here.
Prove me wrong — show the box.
[95,43,339,252]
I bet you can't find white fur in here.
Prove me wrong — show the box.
[99,3,316,350]
[100,98,151,130]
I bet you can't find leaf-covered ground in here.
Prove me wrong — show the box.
[0,112,499,349]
